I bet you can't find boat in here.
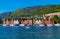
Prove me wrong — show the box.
[39,24,45,26]
[19,24,25,26]
[2,24,7,26]
[10,24,14,26]
[54,23,60,26]
[47,24,53,26]
[47,16,53,26]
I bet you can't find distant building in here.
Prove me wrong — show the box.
[45,12,60,16]
[2,18,32,25]
[41,19,54,25]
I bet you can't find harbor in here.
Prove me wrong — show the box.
[0,26,59,39]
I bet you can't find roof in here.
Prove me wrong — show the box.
[45,12,60,16]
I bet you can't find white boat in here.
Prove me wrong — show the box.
[39,24,45,26]
[10,24,14,26]
[2,24,7,26]
[19,24,25,26]
[46,16,53,26]
[54,23,60,26]
[47,24,53,26]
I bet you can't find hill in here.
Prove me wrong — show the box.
[1,5,60,18]
[10,5,60,17]
[0,12,11,19]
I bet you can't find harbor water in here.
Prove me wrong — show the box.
[0,26,60,39]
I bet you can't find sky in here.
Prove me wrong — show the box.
[0,0,60,14]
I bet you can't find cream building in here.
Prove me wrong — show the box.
[45,12,60,16]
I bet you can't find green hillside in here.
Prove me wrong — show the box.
[1,5,60,18]
[10,5,60,18]
[0,12,11,19]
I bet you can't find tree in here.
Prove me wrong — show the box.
[51,15,60,23]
